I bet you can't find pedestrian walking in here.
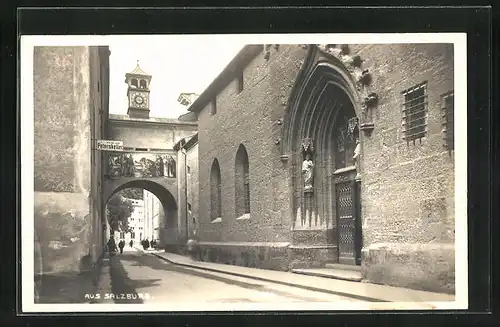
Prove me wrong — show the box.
[118,240,125,254]
[107,237,117,255]
[129,240,133,248]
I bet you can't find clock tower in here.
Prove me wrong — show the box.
[125,60,152,119]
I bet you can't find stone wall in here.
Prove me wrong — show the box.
[33,46,107,302]
[195,44,456,292]
[197,45,308,246]
[345,44,455,292]
[187,143,199,237]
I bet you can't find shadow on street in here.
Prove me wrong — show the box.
[118,252,267,291]
[109,254,161,304]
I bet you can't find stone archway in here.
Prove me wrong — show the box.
[282,46,366,267]
[104,179,179,249]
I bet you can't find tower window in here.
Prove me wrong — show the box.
[441,91,454,151]
[401,82,428,144]
[131,79,138,88]
[210,98,217,115]
[140,80,147,89]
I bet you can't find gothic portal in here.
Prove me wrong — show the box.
[284,59,363,266]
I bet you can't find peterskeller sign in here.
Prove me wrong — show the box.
[96,140,124,152]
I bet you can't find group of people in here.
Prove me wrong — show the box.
[140,238,158,250]
[107,237,135,255]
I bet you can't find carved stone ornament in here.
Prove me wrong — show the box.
[364,92,379,108]
[301,138,314,154]
[350,55,363,68]
[340,44,350,55]
[360,122,375,136]
[358,69,372,86]
[263,44,272,60]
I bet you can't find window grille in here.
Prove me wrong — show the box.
[401,82,428,143]
[441,91,454,151]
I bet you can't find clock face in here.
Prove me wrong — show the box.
[134,95,144,105]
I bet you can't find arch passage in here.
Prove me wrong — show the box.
[284,58,363,266]
[105,179,178,248]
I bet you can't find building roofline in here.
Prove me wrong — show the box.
[173,132,198,151]
[187,45,263,113]
[108,114,198,127]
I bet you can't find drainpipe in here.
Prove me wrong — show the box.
[180,141,189,246]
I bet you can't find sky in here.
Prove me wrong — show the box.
[108,36,246,119]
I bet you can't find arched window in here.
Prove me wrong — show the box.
[131,78,138,88]
[210,159,222,221]
[235,144,250,217]
[140,80,147,89]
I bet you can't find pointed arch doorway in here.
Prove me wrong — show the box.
[285,61,363,267]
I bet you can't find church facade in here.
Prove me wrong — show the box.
[187,44,455,294]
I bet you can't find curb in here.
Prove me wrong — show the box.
[146,251,387,303]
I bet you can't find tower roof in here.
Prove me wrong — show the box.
[127,60,150,77]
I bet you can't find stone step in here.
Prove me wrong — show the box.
[291,268,362,282]
[324,263,362,272]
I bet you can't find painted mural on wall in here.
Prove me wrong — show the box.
[108,152,176,178]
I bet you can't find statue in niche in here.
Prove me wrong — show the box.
[302,153,314,192]
[353,138,361,180]
[301,138,315,192]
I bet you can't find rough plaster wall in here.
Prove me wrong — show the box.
[197,45,308,244]
[349,43,455,246]
[187,144,199,236]
[33,46,93,274]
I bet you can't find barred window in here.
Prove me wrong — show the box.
[441,91,454,151]
[210,159,222,220]
[235,144,251,216]
[401,82,428,144]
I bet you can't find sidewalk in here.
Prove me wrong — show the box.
[144,249,455,303]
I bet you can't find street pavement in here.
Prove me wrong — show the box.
[107,247,362,303]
